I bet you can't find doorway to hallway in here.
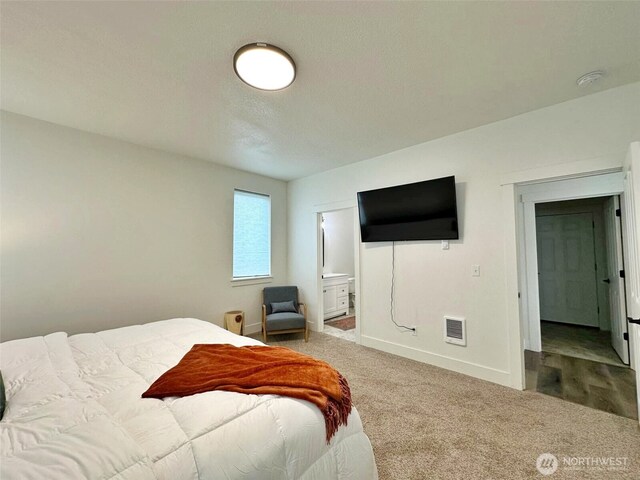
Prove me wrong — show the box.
[526,196,636,419]
[535,197,629,366]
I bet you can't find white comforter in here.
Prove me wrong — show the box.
[0,318,377,479]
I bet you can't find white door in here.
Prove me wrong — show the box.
[604,196,629,364]
[536,213,599,326]
[620,142,640,424]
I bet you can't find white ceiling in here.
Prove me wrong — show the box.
[2,1,639,181]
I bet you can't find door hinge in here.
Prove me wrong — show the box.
[620,270,625,278]
[615,208,621,217]
[597,306,600,314]
[595,262,597,271]
[628,317,640,325]
[623,332,629,341]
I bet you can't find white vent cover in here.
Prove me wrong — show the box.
[444,316,466,346]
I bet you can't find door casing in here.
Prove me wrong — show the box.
[314,202,361,344]
[517,172,625,352]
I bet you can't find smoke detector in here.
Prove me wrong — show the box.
[576,70,605,87]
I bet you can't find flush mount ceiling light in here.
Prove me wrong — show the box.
[233,43,296,91]
[576,70,605,87]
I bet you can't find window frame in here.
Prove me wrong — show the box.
[231,188,273,284]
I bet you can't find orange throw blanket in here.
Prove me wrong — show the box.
[142,344,352,442]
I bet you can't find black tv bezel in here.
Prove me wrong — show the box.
[357,175,459,242]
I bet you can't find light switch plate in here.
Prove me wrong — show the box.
[472,265,480,277]
[441,240,449,250]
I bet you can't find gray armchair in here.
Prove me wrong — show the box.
[262,286,308,343]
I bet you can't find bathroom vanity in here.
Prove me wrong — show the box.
[322,273,350,320]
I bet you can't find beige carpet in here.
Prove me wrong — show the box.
[263,332,640,479]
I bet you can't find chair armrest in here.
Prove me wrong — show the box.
[298,302,307,318]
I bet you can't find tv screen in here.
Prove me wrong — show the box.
[357,176,459,242]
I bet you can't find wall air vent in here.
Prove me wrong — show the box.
[444,316,466,346]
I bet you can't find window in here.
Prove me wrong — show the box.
[233,189,271,279]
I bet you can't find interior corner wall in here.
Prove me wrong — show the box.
[287,82,640,387]
[322,209,355,277]
[0,111,288,341]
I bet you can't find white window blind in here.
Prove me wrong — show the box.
[233,189,271,278]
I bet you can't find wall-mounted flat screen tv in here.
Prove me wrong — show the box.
[357,175,459,242]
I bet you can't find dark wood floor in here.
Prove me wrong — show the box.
[540,320,626,366]
[525,350,638,420]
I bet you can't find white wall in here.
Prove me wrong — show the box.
[323,209,355,277]
[0,111,287,341]
[288,82,640,387]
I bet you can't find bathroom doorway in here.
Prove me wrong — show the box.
[318,207,358,342]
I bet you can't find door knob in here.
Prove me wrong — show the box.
[603,278,611,284]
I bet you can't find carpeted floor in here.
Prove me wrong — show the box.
[265,332,640,479]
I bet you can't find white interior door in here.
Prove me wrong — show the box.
[620,142,640,424]
[603,196,629,364]
[536,213,599,326]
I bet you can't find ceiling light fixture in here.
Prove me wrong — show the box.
[233,43,296,91]
[576,70,605,87]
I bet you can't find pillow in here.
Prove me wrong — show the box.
[271,300,297,314]
[0,370,5,421]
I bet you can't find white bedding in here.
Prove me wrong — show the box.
[0,318,377,479]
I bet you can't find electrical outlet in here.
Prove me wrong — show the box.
[411,326,418,336]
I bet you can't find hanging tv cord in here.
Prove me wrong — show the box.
[390,241,416,333]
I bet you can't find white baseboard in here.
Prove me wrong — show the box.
[360,335,513,388]
[243,322,262,335]
[243,321,316,336]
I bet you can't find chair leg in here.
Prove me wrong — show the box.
[262,326,267,343]
[304,325,309,343]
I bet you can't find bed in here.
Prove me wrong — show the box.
[0,318,377,479]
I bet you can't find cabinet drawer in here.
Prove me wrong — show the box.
[337,285,348,296]
[337,296,349,310]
